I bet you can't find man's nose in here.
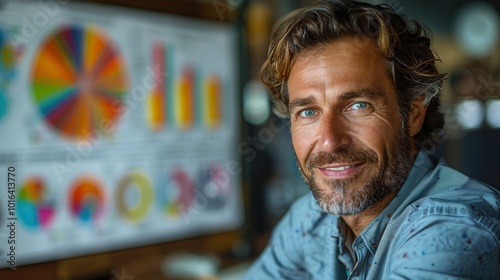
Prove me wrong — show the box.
[317,113,352,152]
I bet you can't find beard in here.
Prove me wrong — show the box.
[296,123,413,217]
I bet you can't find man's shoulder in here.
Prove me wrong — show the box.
[400,163,500,238]
[426,159,500,210]
[415,151,500,205]
[392,153,500,238]
[416,162,497,209]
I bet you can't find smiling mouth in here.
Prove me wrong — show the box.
[324,165,356,171]
[317,162,364,179]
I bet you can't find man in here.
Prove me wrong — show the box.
[244,0,500,279]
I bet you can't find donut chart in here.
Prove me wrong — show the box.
[115,171,153,223]
[30,25,128,140]
[158,168,196,218]
[69,176,106,223]
[197,165,230,211]
[17,176,56,230]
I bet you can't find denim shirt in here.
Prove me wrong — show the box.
[244,151,500,279]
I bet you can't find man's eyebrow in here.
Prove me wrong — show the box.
[289,96,316,112]
[288,88,384,111]
[339,88,385,101]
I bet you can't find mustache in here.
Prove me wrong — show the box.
[305,146,378,170]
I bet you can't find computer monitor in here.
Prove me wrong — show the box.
[0,0,243,268]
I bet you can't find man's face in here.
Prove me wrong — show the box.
[288,37,415,216]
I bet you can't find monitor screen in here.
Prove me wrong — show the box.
[0,0,243,268]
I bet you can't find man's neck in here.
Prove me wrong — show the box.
[341,191,398,236]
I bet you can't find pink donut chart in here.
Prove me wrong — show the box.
[157,168,196,218]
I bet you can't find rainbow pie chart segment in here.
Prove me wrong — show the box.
[31,25,128,140]
[69,175,106,224]
[17,176,56,230]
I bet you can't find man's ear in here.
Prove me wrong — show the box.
[409,95,427,137]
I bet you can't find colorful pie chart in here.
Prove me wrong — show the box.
[17,176,56,230]
[158,168,195,218]
[115,171,153,223]
[31,25,128,140]
[69,175,106,223]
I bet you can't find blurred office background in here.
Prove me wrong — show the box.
[0,0,498,279]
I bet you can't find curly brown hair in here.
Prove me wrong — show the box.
[261,0,446,144]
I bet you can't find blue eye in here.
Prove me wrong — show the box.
[350,102,368,110]
[299,109,316,117]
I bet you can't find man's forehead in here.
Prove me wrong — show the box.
[295,37,381,59]
[288,40,395,91]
